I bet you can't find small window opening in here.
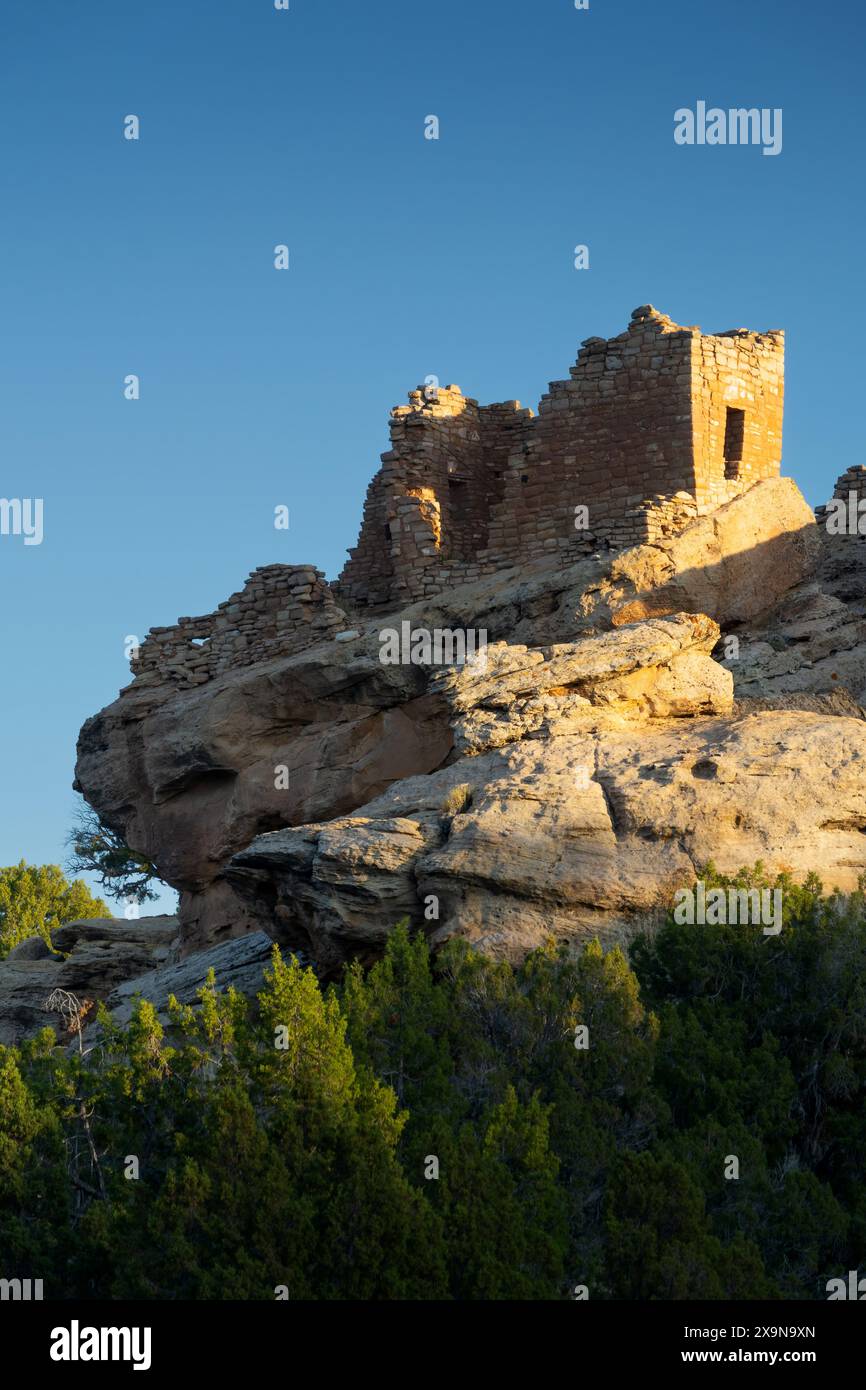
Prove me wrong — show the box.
[723,408,745,479]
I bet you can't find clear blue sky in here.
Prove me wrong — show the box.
[0,0,863,914]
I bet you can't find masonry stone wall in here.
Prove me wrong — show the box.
[124,303,786,694]
[691,324,784,512]
[336,305,785,611]
[815,465,866,539]
[338,387,534,607]
[124,565,347,695]
[483,306,695,561]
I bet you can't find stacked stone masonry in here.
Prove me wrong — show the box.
[337,305,785,609]
[125,305,786,691]
[124,565,348,694]
[815,465,866,538]
[336,387,535,608]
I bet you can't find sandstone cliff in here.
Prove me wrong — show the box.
[2,404,864,1048]
[67,473,866,986]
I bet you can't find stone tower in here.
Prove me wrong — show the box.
[336,306,784,612]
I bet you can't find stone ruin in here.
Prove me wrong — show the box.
[339,305,785,606]
[815,465,866,538]
[123,305,786,695]
[127,565,348,693]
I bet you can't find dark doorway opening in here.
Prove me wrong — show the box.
[723,407,745,479]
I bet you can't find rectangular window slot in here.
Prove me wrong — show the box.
[723,408,745,479]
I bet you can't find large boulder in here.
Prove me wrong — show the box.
[229,710,866,971]
[74,646,453,951]
[0,917,178,1047]
[101,930,274,1032]
[597,478,821,627]
[431,613,732,754]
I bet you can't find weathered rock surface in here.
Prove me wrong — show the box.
[101,930,274,1031]
[73,480,812,950]
[591,478,821,628]
[74,647,452,950]
[722,584,866,706]
[58,471,866,980]
[229,712,866,969]
[431,613,731,754]
[0,918,278,1048]
[0,917,178,1046]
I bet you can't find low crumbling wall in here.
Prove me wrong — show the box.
[815,465,866,539]
[126,565,348,694]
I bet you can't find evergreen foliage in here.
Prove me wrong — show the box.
[1,868,864,1300]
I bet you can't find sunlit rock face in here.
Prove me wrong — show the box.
[69,464,866,975]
